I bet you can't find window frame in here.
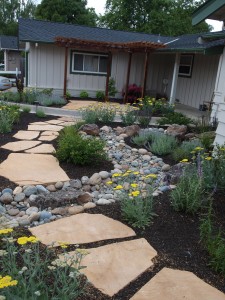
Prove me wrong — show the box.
[70,51,108,76]
[178,54,194,78]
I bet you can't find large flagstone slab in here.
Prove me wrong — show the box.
[29,213,136,246]
[41,131,59,136]
[130,268,225,300]
[28,124,64,131]
[0,153,69,185]
[1,141,41,152]
[45,119,64,125]
[38,135,57,142]
[25,144,55,154]
[13,130,40,140]
[63,238,157,297]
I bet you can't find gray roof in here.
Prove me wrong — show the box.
[160,31,225,53]
[18,18,174,44]
[0,36,18,50]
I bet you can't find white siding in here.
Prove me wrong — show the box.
[176,54,220,109]
[211,48,225,145]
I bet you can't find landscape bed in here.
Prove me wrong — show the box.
[0,112,224,299]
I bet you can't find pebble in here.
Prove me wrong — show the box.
[67,206,84,215]
[26,206,39,215]
[14,193,26,202]
[99,171,110,179]
[0,192,13,204]
[24,186,37,197]
[39,211,52,221]
[8,208,20,216]
[83,202,96,209]
[55,181,64,189]
[96,198,111,205]
[36,185,49,195]
[2,188,13,195]
[13,186,23,195]
[46,184,56,192]
[70,179,82,189]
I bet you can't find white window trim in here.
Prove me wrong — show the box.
[178,54,194,77]
[71,51,108,75]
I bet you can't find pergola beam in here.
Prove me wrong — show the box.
[141,52,149,98]
[124,52,133,103]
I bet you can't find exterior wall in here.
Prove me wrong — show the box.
[211,48,225,145]
[176,54,220,109]
[5,50,21,71]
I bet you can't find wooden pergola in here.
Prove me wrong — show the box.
[55,36,166,102]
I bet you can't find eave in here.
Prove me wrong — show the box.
[192,0,225,25]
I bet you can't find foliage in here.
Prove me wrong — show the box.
[80,103,116,124]
[0,229,87,299]
[120,105,137,125]
[131,131,153,146]
[0,0,36,35]
[65,91,71,100]
[121,192,156,229]
[96,91,105,101]
[172,139,203,162]
[99,0,211,36]
[108,77,117,97]
[36,94,66,107]
[22,106,31,113]
[170,165,203,214]
[137,115,151,127]
[124,84,142,104]
[157,112,194,126]
[201,144,225,190]
[0,102,20,133]
[200,201,225,275]
[137,97,174,116]
[36,109,46,118]
[35,0,97,26]
[56,126,107,166]
[79,91,89,99]
[41,88,53,96]
[147,133,178,156]
[199,131,215,150]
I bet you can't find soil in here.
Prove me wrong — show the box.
[0,113,224,299]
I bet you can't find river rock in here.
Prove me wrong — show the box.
[13,186,23,195]
[162,164,171,171]
[81,176,89,185]
[51,207,68,215]
[99,171,110,179]
[40,211,52,221]
[46,184,56,192]
[138,148,148,155]
[80,124,100,136]
[0,192,13,204]
[55,181,64,189]
[67,206,84,215]
[70,179,82,189]
[14,193,26,203]
[166,124,187,137]
[96,198,111,205]
[29,212,41,223]
[2,188,13,195]
[36,185,49,195]
[26,206,39,215]
[89,173,102,185]
[24,186,37,197]
[77,193,92,205]
[83,202,96,209]
[7,208,19,216]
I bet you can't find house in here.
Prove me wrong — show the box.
[0,36,22,72]
[193,0,225,145]
[19,18,224,112]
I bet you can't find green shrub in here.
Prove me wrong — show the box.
[172,139,203,162]
[157,112,194,126]
[22,106,31,113]
[36,109,46,118]
[81,109,98,123]
[80,103,116,124]
[170,166,203,214]
[96,91,105,101]
[148,134,178,156]
[200,202,225,275]
[0,103,21,133]
[41,88,53,96]
[108,77,117,97]
[121,192,156,229]
[120,106,137,125]
[23,89,39,104]
[56,126,107,166]
[80,91,89,99]
[199,131,215,150]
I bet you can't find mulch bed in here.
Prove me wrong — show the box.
[0,113,224,299]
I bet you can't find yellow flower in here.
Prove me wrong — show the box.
[180,159,188,163]
[205,157,212,160]
[58,242,68,249]
[0,228,13,235]
[17,237,28,245]
[0,276,18,289]
[122,173,129,177]
[106,181,113,184]
[130,183,138,188]
[112,173,121,177]
[114,185,123,190]
[145,174,157,179]
[130,191,140,197]
[195,147,204,151]
[76,249,89,255]
[133,171,140,175]
[27,236,39,243]
[126,170,132,173]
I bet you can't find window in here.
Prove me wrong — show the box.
[178,54,194,77]
[71,51,108,75]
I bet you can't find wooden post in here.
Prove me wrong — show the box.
[63,47,68,100]
[141,52,149,98]
[105,52,112,102]
[124,51,132,103]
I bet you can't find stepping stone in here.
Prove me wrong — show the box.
[25,144,55,154]
[60,121,77,127]
[45,120,64,125]
[62,238,157,297]
[13,131,40,140]
[38,135,57,142]
[1,141,41,152]
[29,122,49,125]
[130,268,225,300]
[29,213,136,246]
[57,116,76,122]
[28,124,64,132]
[41,131,59,136]
[0,153,69,185]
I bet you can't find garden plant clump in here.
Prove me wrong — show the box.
[56,125,107,166]
[80,103,117,124]
[0,228,87,299]
[0,102,21,133]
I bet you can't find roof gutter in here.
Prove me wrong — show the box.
[201,32,225,40]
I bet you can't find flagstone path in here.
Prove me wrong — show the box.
[30,213,225,299]
[0,117,75,185]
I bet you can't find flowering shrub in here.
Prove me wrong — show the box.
[124,84,142,104]
[80,103,116,124]
[0,229,87,299]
